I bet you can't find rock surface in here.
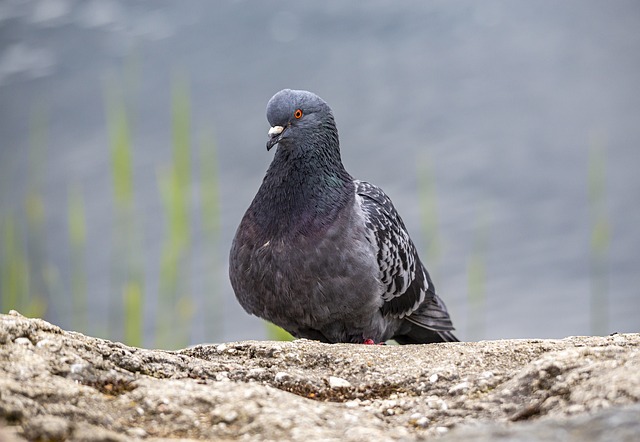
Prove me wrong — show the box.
[0,311,638,441]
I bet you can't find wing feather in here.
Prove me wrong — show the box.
[355,180,427,318]
[356,180,455,334]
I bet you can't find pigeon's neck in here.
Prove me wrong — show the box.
[252,143,353,238]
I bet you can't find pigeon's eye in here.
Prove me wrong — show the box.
[294,109,303,119]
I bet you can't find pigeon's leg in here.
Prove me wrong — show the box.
[363,339,385,345]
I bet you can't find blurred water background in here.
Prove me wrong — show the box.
[1,0,639,348]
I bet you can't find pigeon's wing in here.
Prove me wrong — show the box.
[356,180,454,331]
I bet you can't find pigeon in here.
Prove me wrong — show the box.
[229,89,458,344]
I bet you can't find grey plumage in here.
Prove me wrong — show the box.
[229,89,458,344]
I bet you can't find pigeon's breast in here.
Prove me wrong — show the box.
[229,199,384,334]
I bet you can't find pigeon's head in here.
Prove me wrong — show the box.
[265,89,336,151]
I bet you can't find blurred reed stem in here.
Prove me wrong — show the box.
[266,322,294,341]
[587,135,609,336]
[1,105,49,318]
[67,183,88,332]
[467,207,488,341]
[1,216,27,314]
[156,73,193,348]
[25,105,49,318]
[417,153,442,280]
[199,132,222,341]
[105,73,144,346]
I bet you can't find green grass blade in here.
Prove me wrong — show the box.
[155,74,194,348]
[200,132,220,239]
[587,135,610,336]
[68,183,88,332]
[467,207,489,341]
[1,215,29,314]
[265,322,294,341]
[417,153,442,278]
[199,132,222,341]
[105,80,134,209]
[123,280,144,347]
[104,74,143,344]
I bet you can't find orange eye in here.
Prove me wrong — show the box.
[294,109,303,119]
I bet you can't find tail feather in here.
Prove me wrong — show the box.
[435,330,459,342]
[394,292,459,344]
[394,325,458,344]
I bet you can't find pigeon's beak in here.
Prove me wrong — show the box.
[266,125,284,151]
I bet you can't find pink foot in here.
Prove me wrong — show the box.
[363,339,385,345]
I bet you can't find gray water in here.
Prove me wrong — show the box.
[1,0,639,345]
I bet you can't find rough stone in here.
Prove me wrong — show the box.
[0,311,638,441]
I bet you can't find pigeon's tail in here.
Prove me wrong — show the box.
[438,330,459,342]
[393,291,459,344]
[394,326,459,344]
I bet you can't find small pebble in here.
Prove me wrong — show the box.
[223,410,238,423]
[566,404,585,414]
[329,376,351,388]
[448,381,470,395]
[14,337,33,346]
[248,368,265,378]
[613,335,626,345]
[36,339,54,349]
[274,372,290,383]
[70,363,88,374]
[277,419,293,430]
[127,428,147,438]
[284,352,300,362]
